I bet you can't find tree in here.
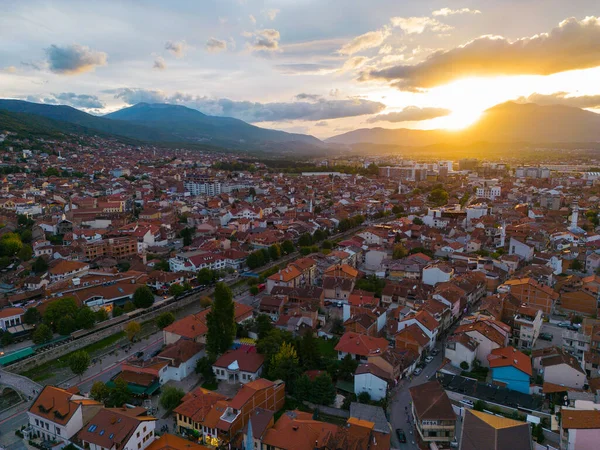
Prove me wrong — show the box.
[156,312,175,329]
[18,244,32,261]
[199,296,212,308]
[474,400,486,411]
[197,268,214,285]
[69,350,91,378]
[32,256,49,273]
[412,217,424,225]
[532,423,545,444]
[460,361,470,371]
[23,307,41,325]
[133,286,154,308]
[428,187,449,206]
[392,244,408,259]
[95,308,109,323]
[32,323,53,344]
[250,285,259,296]
[112,305,124,317]
[321,240,333,250]
[195,356,217,383]
[269,244,281,261]
[160,386,185,411]
[0,233,22,257]
[57,316,77,335]
[43,297,78,331]
[169,283,185,297]
[125,321,141,342]
[313,373,336,406]
[206,283,236,358]
[298,233,313,247]
[298,331,320,370]
[338,354,358,381]
[106,378,131,407]
[268,342,300,386]
[256,314,274,340]
[358,391,371,404]
[76,307,96,329]
[570,259,583,272]
[1,331,14,346]
[295,374,312,400]
[123,301,136,313]
[90,381,110,403]
[281,240,295,255]
[154,260,170,271]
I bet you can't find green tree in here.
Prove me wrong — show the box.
[199,296,213,308]
[338,354,359,381]
[32,323,53,344]
[154,260,170,271]
[123,301,136,313]
[76,307,96,330]
[295,374,312,400]
[269,244,281,260]
[428,188,449,206]
[17,244,32,261]
[57,316,77,335]
[133,286,154,308]
[195,356,217,383]
[570,259,583,272]
[90,381,110,403]
[412,217,424,225]
[69,350,91,378]
[112,305,124,317]
[45,167,60,177]
[250,285,259,296]
[0,233,22,257]
[106,378,131,407]
[474,400,486,411]
[23,307,41,325]
[43,297,78,331]
[256,314,274,340]
[32,256,49,273]
[298,331,320,370]
[313,373,336,406]
[281,240,295,255]
[246,252,260,269]
[1,331,14,346]
[197,268,214,285]
[321,240,333,250]
[298,233,313,247]
[125,321,141,342]
[392,244,408,259]
[160,386,185,411]
[156,312,176,329]
[268,342,300,386]
[460,361,470,370]
[357,391,371,404]
[206,282,236,358]
[95,308,109,322]
[169,283,185,296]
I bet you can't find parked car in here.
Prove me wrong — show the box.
[425,355,434,363]
[396,429,407,443]
[431,348,440,356]
[135,351,144,358]
[414,367,423,376]
[539,332,553,341]
[558,322,571,328]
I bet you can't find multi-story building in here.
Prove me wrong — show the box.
[184,177,222,196]
[84,236,139,260]
[499,278,559,315]
[512,306,543,349]
[409,381,456,444]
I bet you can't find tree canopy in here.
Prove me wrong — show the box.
[206,282,236,358]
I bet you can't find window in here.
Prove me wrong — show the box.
[137,432,140,438]
[35,419,39,426]
[138,444,141,449]
[56,428,61,436]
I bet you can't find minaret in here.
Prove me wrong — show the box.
[309,198,313,213]
[500,221,506,248]
[571,201,579,229]
[245,418,254,450]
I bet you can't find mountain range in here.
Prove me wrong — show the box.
[1,100,600,153]
[326,102,600,146]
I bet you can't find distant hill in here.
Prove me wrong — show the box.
[326,102,600,146]
[0,100,323,152]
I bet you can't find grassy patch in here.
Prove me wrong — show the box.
[201,380,219,391]
[31,372,55,383]
[317,338,338,359]
[315,412,348,426]
[82,332,126,354]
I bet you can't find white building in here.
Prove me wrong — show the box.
[0,307,25,331]
[213,348,265,384]
[509,237,534,261]
[444,334,478,370]
[476,186,501,200]
[354,364,389,401]
[422,263,454,286]
[78,408,156,450]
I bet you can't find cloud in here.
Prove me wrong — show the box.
[110,88,385,122]
[153,57,166,70]
[390,16,453,34]
[45,44,107,74]
[265,9,279,20]
[315,121,329,127]
[339,56,369,72]
[432,8,481,17]
[249,14,256,24]
[339,28,390,55]
[367,106,451,123]
[516,91,600,109]
[296,93,322,101]
[206,37,227,53]
[246,29,281,52]
[363,16,600,91]
[275,63,336,75]
[25,92,105,109]
[3,66,17,73]
[165,40,188,58]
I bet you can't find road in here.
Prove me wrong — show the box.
[389,344,445,449]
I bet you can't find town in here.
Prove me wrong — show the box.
[0,130,600,450]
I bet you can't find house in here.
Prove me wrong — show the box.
[541,348,587,390]
[397,310,440,349]
[354,363,390,401]
[509,237,534,261]
[146,434,210,450]
[28,386,102,441]
[48,259,90,282]
[499,278,559,315]
[409,380,457,444]
[289,257,317,285]
[322,264,358,302]
[156,340,205,383]
[335,332,389,362]
[77,407,156,450]
[422,262,454,286]
[367,348,418,382]
[454,319,510,368]
[175,379,285,446]
[444,334,479,371]
[266,265,302,293]
[560,409,600,450]
[459,409,533,450]
[394,324,430,358]
[0,307,25,331]
[487,346,532,394]
[512,306,543,349]
[213,348,265,384]
[260,410,339,450]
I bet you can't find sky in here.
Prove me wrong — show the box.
[1,0,600,139]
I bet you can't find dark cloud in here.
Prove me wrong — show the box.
[205,38,227,53]
[110,88,385,122]
[24,92,105,109]
[516,91,600,109]
[367,106,451,123]
[362,16,600,91]
[45,44,107,74]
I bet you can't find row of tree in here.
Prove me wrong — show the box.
[246,241,294,270]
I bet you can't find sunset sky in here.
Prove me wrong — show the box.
[2,0,600,138]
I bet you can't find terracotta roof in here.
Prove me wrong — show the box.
[355,363,391,381]
[49,259,88,275]
[173,387,227,423]
[78,408,155,449]
[562,409,600,429]
[396,324,430,348]
[0,307,25,319]
[29,386,82,425]
[262,410,339,450]
[268,265,302,282]
[487,346,533,376]
[461,410,533,450]
[158,339,204,365]
[213,348,265,373]
[409,381,456,421]
[456,320,507,347]
[541,349,585,374]
[334,332,389,357]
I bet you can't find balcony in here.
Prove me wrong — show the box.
[220,407,240,423]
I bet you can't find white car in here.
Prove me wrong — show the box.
[414,367,423,376]
[425,356,434,363]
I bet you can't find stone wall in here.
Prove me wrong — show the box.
[6,292,202,374]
